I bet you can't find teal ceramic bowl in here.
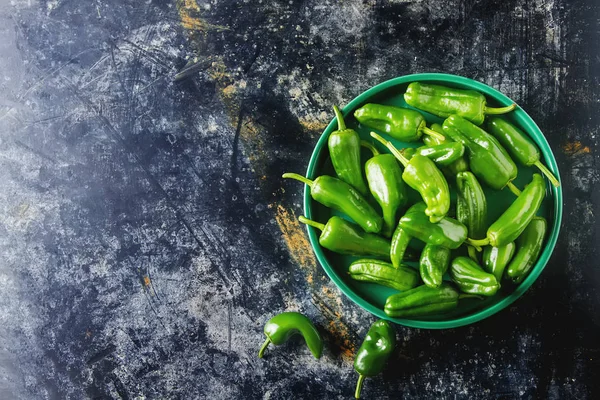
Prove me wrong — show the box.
[303,73,562,329]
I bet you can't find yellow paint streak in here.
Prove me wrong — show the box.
[319,286,355,361]
[562,141,591,156]
[298,115,329,132]
[177,0,228,32]
[274,204,316,271]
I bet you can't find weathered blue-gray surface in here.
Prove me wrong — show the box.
[0,0,598,398]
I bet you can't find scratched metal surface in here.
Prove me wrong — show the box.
[0,0,598,398]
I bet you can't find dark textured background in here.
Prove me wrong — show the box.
[0,0,598,398]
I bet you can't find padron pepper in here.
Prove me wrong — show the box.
[467,173,546,248]
[506,217,547,284]
[483,242,516,282]
[370,132,450,223]
[354,103,446,142]
[419,244,451,288]
[361,141,407,237]
[299,216,390,259]
[442,115,521,196]
[349,259,419,292]
[398,202,468,250]
[424,123,470,176]
[283,173,382,233]
[329,106,369,195]
[487,116,560,187]
[404,82,516,125]
[401,141,465,167]
[456,171,487,260]
[353,319,396,399]
[384,283,477,318]
[390,225,411,268]
[258,312,322,359]
[449,256,500,297]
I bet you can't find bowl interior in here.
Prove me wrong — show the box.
[304,73,562,329]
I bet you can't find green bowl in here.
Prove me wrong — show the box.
[303,73,562,329]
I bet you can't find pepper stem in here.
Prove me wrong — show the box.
[484,103,517,115]
[258,337,271,358]
[534,160,560,187]
[369,132,409,167]
[360,140,380,156]
[421,125,446,141]
[282,173,314,188]
[506,181,522,196]
[333,105,346,131]
[467,245,480,260]
[465,237,489,247]
[355,374,365,399]
[298,216,325,231]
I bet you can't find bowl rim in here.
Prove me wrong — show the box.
[303,72,563,329]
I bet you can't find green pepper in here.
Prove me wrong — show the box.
[354,103,446,142]
[384,283,475,318]
[299,216,390,259]
[486,117,560,187]
[456,171,487,260]
[328,106,369,195]
[442,115,521,195]
[404,82,516,125]
[482,242,516,282]
[258,312,322,359]
[424,123,470,176]
[283,173,382,233]
[390,225,411,268]
[398,202,468,250]
[353,319,396,399]
[467,174,546,248]
[361,141,407,237]
[419,244,451,288]
[370,132,450,223]
[348,259,419,291]
[449,256,500,297]
[401,142,465,167]
[506,217,547,284]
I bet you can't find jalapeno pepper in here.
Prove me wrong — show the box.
[283,173,383,233]
[486,116,560,187]
[361,141,407,238]
[449,256,500,297]
[348,259,420,291]
[390,225,411,268]
[466,173,546,248]
[384,283,476,318]
[328,106,369,195]
[299,216,390,259]
[258,312,323,359]
[506,217,547,284]
[354,103,446,142]
[401,142,465,167]
[419,244,451,288]
[482,242,516,282]
[399,202,468,250]
[424,123,470,176]
[404,82,516,125]
[353,319,396,399]
[370,132,450,223]
[442,115,521,195]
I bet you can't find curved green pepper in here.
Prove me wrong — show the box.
[482,242,516,282]
[399,202,468,250]
[419,244,451,288]
[449,256,500,297]
[486,117,560,187]
[283,173,382,233]
[361,141,407,237]
[329,106,369,195]
[456,171,487,262]
[370,132,450,223]
[425,123,470,176]
[467,174,546,248]
[353,320,396,399]
[299,216,390,259]
[354,103,446,142]
[258,312,322,359]
[442,115,521,195]
[390,225,411,268]
[348,259,419,291]
[401,142,465,167]
[404,82,516,125]
[506,217,547,284]
[384,283,475,318]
